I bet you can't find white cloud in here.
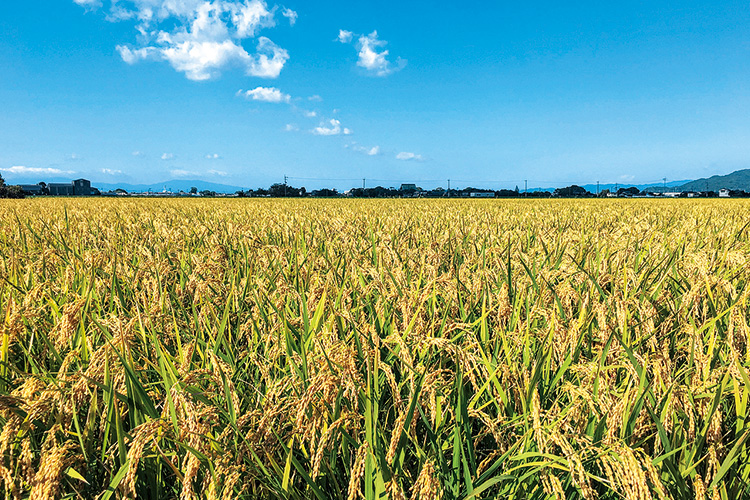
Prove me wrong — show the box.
[337,30,353,44]
[396,152,424,161]
[101,168,123,175]
[311,119,352,136]
[282,8,297,26]
[68,153,83,161]
[170,169,196,177]
[303,110,317,118]
[241,86,291,103]
[349,143,381,156]
[132,151,144,157]
[337,30,406,76]
[171,168,225,177]
[1,166,75,175]
[205,153,222,159]
[161,153,175,160]
[284,123,299,132]
[74,0,101,7]
[81,1,291,81]
[308,94,322,102]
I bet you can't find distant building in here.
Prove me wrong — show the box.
[48,183,75,196]
[469,192,494,198]
[18,184,46,196]
[47,179,92,196]
[719,189,730,198]
[73,179,92,196]
[399,183,418,192]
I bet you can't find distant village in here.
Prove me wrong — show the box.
[5,177,750,199]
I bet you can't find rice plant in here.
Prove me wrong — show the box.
[0,198,749,499]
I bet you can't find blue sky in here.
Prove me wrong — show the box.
[1,0,750,190]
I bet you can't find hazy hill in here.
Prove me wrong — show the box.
[93,180,247,194]
[676,169,750,192]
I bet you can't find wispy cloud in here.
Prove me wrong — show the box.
[308,95,322,102]
[171,168,226,177]
[1,166,75,175]
[205,153,222,160]
[347,143,381,156]
[161,153,175,160]
[73,0,100,8]
[67,153,83,161]
[132,151,144,157]
[240,86,291,103]
[76,0,291,81]
[311,119,351,136]
[284,123,299,132]
[101,168,123,175]
[337,30,406,76]
[170,169,196,178]
[396,152,424,161]
[282,8,297,26]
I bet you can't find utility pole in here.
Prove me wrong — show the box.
[447,179,451,197]
[524,179,528,196]
[362,178,366,190]
[284,175,288,197]
[596,181,599,196]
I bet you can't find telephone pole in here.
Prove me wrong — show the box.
[362,178,366,190]
[284,175,288,197]
[447,179,451,197]
[524,179,528,196]
[596,181,600,196]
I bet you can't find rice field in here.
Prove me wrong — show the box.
[1,198,749,499]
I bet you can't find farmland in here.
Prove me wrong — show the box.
[1,198,749,499]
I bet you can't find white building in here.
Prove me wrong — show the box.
[719,189,730,198]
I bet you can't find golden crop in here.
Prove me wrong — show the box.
[0,198,749,499]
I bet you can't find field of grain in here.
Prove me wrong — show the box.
[0,198,749,499]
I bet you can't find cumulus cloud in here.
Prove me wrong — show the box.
[311,119,351,136]
[303,110,317,118]
[161,153,175,160]
[396,152,424,161]
[101,168,123,175]
[240,86,291,103]
[78,0,291,81]
[337,30,406,76]
[282,8,297,25]
[0,166,75,175]
[337,30,353,44]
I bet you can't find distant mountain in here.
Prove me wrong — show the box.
[580,180,689,194]
[676,169,750,192]
[93,179,248,194]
